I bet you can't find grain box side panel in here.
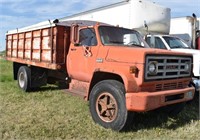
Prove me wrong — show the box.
[23,31,32,59]
[55,26,71,65]
[41,27,53,62]
[18,33,25,58]
[6,34,12,57]
[6,25,68,70]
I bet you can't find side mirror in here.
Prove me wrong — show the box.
[144,20,149,33]
[150,35,155,48]
[71,24,79,45]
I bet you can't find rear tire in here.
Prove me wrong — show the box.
[17,66,31,92]
[89,80,134,131]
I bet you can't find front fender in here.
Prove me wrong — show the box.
[94,68,139,93]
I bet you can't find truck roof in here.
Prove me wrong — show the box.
[57,20,109,26]
[6,20,109,35]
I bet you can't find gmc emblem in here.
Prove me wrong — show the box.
[166,65,178,70]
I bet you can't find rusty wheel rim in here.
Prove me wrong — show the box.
[96,92,118,122]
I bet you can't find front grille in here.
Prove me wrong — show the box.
[155,81,188,91]
[145,55,192,81]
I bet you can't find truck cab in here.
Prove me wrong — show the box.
[66,22,195,130]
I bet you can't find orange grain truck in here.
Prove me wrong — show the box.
[6,20,195,131]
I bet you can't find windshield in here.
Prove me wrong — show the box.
[163,36,190,49]
[98,26,149,48]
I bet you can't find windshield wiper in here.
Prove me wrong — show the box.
[171,46,186,49]
[109,41,124,44]
[107,40,144,48]
[126,41,144,48]
[131,44,144,48]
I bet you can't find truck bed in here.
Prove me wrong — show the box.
[6,25,70,70]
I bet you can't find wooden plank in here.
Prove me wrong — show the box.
[11,35,13,57]
[39,29,42,62]
[30,31,33,60]
[16,33,19,58]
[50,27,53,63]
[23,32,25,59]
[6,25,68,70]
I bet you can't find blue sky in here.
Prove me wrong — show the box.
[0,0,199,51]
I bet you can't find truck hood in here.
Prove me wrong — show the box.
[105,47,191,64]
[170,48,200,55]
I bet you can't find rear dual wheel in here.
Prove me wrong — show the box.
[17,66,31,92]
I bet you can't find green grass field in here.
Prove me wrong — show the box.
[0,59,199,140]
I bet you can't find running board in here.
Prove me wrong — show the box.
[64,89,87,100]
[64,79,90,100]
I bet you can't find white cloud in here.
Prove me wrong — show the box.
[0,0,28,3]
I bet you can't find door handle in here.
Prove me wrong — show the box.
[71,48,76,51]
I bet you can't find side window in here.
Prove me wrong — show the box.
[155,37,166,49]
[146,37,166,49]
[79,28,97,46]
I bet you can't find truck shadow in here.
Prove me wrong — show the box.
[129,97,199,132]
[30,83,69,92]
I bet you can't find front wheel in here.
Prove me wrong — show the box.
[89,80,134,131]
[17,66,31,92]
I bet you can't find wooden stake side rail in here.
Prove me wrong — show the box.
[6,26,69,70]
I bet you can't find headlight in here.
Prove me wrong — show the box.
[184,63,189,71]
[148,61,158,75]
[199,63,200,74]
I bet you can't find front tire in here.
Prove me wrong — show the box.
[17,66,31,92]
[89,80,134,131]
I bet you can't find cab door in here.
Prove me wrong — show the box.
[67,27,99,82]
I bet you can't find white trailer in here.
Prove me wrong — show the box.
[170,15,200,50]
[60,0,171,35]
